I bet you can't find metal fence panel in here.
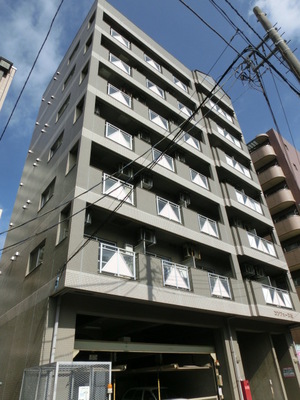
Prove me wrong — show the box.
[19,362,111,400]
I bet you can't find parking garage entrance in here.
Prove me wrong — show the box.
[73,315,224,400]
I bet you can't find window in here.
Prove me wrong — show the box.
[88,12,95,29]
[48,132,63,161]
[110,28,130,48]
[40,179,55,209]
[144,55,161,72]
[109,53,131,75]
[68,41,80,64]
[84,34,93,54]
[28,241,45,273]
[74,96,85,123]
[56,94,70,122]
[57,204,71,244]
[146,79,164,98]
[173,76,188,92]
[80,61,89,85]
[63,66,75,91]
[66,142,79,174]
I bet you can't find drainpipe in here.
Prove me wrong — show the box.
[50,296,61,363]
[227,319,243,400]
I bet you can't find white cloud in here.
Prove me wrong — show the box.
[252,0,300,42]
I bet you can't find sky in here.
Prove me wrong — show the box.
[0,0,300,252]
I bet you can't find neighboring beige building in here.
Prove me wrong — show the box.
[248,129,300,343]
[1,1,300,400]
[0,57,16,111]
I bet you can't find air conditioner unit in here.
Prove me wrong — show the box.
[179,192,191,207]
[139,228,156,246]
[242,264,256,278]
[183,243,201,259]
[255,266,265,278]
[140,174,153,190]
[174,151,186,163]
[118,163,134,179]
[138,131,151,144]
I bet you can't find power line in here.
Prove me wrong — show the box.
[0,0,65,142]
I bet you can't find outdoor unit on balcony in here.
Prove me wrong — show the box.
[138,131,151,144]
[139,228,156,246]
[140,174,153,190]
[255,266,266,278]
[183,243,201,260]
[242,264,256,278]
[174,151,186,163]
[178,192,191,207]
[118,163,134,180]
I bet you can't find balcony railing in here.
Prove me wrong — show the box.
[217,125,241,148]
[153,148,174,171]
[226,155,251,178]
[262,285,293,309]
[190,169,209,190]
[103,173,134,204]
[144,54,161,71]
[157,196,181,223]
[198,215,219,237]
[110,28,130,48]
[162,260,190,290]
[236,189,262,214]
[149,110,169,130]
[108,83,131,107]
[178,102,193,118]
[109,53,131,75]
[209,100,233,122]
[105,122,132,149]
[99,243,135,278]
[146,79,164,98]
[208,273,232,299]
[247,232,276,256]
[173,76,188,92]
[183,132,200,150]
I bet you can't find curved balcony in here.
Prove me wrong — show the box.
[258,165,285,191]
[284,247,300,272]
[275,215,300,241]
[265,188,295,214]
[251,144,276,170]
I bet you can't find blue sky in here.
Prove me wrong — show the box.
[0,0,300,252]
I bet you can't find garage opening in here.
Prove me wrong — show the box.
[73,315,223,400]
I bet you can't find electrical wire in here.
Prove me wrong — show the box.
[0,0,66,142]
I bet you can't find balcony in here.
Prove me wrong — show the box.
[208,273,232,299]
[107,83,131,107]
[262,285,293,309]
[275,215,300,241]
[190,169,209,190]
[110,28,130,48]
[99,243,136,278]
[157,197,181,223]
[162,260,190,290]
[182,132,200,150]
[217,125,241,148]
[103,173,134,204]
[257,165,285,191]
[235,189,262,214]
[109,53,131,75]
[284,246,300,272]
[198,215,219,238]
[225,155,251,179]
[247,231,276,257]
[265,188,295,214]
[153,149,174,171]
[250,144,277,170]
[149,110,169,130]
[105,122,133,150]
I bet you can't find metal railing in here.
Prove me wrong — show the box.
[157,196,181,223]
[262,285,293,309]
[105,122,132,149]
[19,362,111,400]
[190,168,209,190]
[107,83,131,107]
[198,215,219,238]
[247,232,276,256]
[162,260,190,290]
[149,110,169,130]
[183,132,200,150]
[208,273,232,299]
[99,243,136,279]
[226,155,251,178]
[236,189,262,214]
[103,173,134,204]
[153,148,174,171]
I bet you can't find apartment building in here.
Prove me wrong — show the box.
[0,56,16,111]
[0,1,300,399]
[248,129,300,342]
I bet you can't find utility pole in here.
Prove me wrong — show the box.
[253,6,300,83]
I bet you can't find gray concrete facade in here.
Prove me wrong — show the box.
[1,1,300,399]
